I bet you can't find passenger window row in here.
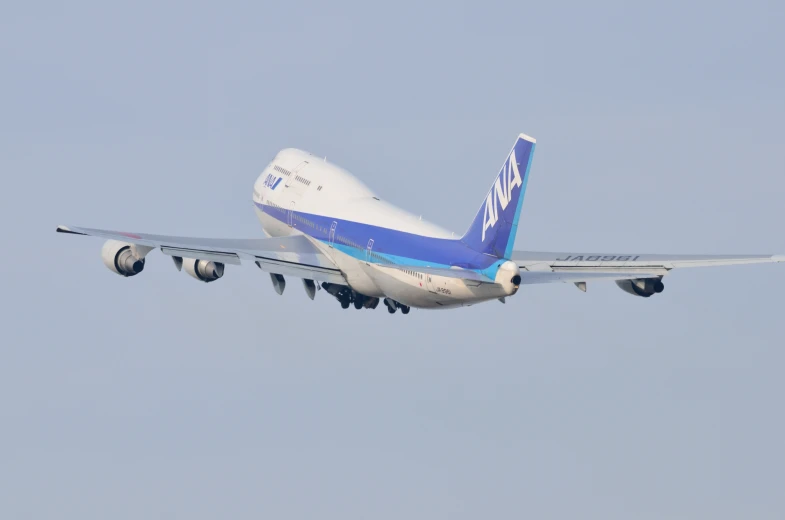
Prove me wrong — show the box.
[294,175,312,186]
[274,165,292,177]
[291,213,330,234]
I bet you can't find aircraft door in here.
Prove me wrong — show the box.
[285,161,309,189]
[366,239,374,265]
[328,221,337,247]
[426,273,437,293]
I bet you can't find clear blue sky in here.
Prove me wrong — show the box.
[2,1,784,518]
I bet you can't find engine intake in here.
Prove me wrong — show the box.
[616,278,665,298]
[183,258,224,282]
[102,240,145,277]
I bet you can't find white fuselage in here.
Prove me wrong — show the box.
[251,148,518,309]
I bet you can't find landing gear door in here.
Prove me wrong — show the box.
[366,239,374,265]
[288,201,295,227]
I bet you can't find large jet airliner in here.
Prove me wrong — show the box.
[57,134,783,313]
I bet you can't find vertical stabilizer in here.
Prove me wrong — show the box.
[461,134,536,258]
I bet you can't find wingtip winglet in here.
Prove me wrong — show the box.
[56,225,87,236]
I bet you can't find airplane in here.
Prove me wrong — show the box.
[57,134,784,314]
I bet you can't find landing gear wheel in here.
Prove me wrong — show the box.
[354,299,364,309]
[401,306,410,314]
[387,306,396,314]
[340,300,350,309]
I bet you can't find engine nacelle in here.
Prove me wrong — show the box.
[183,257,224,283]
[101,240,145,277]
[616,278,665,298]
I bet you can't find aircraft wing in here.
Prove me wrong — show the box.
[56,225,345,283]
[511,250,784,286]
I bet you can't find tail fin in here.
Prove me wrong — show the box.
[461,134,536,259]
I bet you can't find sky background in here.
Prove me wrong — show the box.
[2,1,784,518]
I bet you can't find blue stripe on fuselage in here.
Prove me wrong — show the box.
[255,201,505,277]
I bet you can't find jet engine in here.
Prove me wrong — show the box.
[101,240,146,277]
[183,257,224,283]
[615,278,665,298]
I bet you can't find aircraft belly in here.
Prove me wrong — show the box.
[393,271,507,309]
[366,267,467,309]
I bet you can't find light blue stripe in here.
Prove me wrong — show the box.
[254,201,500,270]
[320,240,505,281]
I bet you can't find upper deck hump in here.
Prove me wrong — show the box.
[273,148,375,199]
[268,148,454,238]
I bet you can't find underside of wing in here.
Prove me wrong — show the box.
[511,249,784,296]
[57,225,345,283]
[512,250,785,270]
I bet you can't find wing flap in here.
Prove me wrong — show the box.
[160,246,242,265]
[255,256,345,284]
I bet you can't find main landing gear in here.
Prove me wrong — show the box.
[321,283,410,314]
[384,298,410,314]
[322,283,380,311]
